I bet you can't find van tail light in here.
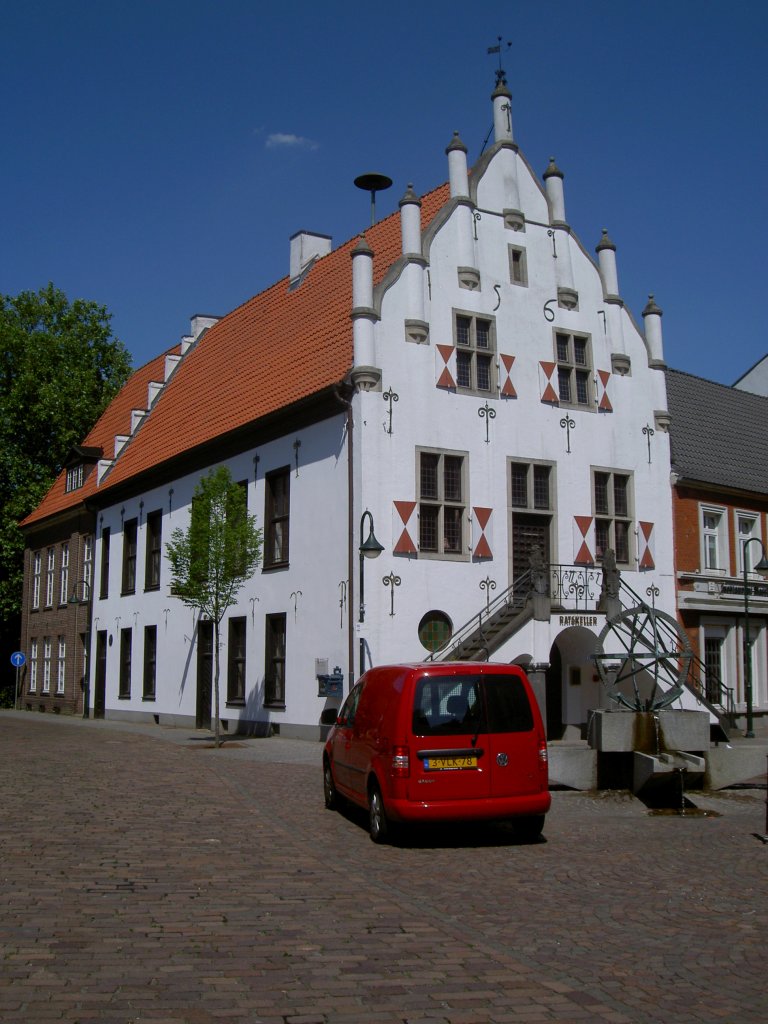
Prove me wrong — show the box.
[392,745,410,778]
[538,739,548,766]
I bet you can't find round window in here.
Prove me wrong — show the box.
[418,610,453,653]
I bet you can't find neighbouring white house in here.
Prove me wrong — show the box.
[22,71,706,742]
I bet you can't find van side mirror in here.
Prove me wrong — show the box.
[320,708,339,727]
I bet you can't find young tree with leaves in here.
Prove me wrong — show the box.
[166,466,262,746]
[0,284,131,699]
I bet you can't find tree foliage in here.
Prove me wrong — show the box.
[0,283,132,627]
[166,467,262,746]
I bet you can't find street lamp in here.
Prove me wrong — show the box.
[359,510,384,677]
[68,580,92,719]
[741,537,768,738]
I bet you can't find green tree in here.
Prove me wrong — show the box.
[0,284,131,697]
[166,467,262,746]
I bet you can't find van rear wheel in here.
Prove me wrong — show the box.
[368,782,390,844]
[323,758,339,810]
[515,815,545,842]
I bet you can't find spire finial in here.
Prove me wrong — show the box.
[487,36,512,86]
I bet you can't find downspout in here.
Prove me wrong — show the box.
[334,384,355,693]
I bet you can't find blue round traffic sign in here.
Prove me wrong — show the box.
[10,651,26,668]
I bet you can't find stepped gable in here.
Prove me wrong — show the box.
[99,183,451,494]
[20,349,175,528]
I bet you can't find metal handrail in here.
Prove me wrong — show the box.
[424,569,533,662]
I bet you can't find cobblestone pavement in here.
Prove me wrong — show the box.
[1,711,766,1024]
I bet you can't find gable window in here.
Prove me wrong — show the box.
[227,617,247,704]
[454,312,495,395]
[145,511,162,590]
[59,543,69,605]
[29,639,38,692]
[593,470,633,565]
[264,613,286,707]
[32,551,41,609]
[42,637,52,694]
[264,467,290,569]
[701,507,726,573]
[65,464,84,492]
[100,528,111,599]
[57,637,66,695]
[119,628,132,698]
[143,626,157,700]
[45,548,55,608]
[122,519,138,594]
[418,448,468,558]
[555,331,592,407]
[508,245,528,286]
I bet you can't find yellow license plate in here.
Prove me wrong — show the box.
[424,756,477,771]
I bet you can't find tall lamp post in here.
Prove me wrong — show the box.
[68,579,92,719]
[359,510,384,677]
[741,537,768,738]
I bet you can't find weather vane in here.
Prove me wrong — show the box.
[487,36,511,83]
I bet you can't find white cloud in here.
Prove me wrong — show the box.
[265,132,319,151]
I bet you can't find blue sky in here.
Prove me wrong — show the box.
[2,0,766,385]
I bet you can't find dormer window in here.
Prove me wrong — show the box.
[66,464,84,492]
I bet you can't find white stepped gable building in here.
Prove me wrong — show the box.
[71,72,686,739]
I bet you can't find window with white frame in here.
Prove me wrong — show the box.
[65,464,84,492]
[45,548,55,607]
[418,448,468,558]
[454,312,496,395]
[29,639,38,692]
[701,506,727,572]
[508,245,528,286]
[57,637,66,695]
[83,535,94,595]
[32,552,41,609]
[736,513,760,574]
[42,637,52,694]
[59,543,69,605]
[555,331,592,407]
[593,470,633,566]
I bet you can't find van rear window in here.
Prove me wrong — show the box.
[412,674,534,735]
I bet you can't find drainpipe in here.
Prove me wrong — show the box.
[334,385,355,693]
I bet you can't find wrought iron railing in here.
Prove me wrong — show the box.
[549,563,603,609]
[424,568,533,662]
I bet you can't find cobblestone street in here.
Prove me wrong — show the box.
[1,712,766,1024]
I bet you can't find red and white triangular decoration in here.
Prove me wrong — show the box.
[392,501,418,555]
[499,354,516,398]
[573,516,595,565]
[539,361,559,404]
[435,344,457,389]
[638,521,655,570]
[472,507,493,559]
[596,368,613,412]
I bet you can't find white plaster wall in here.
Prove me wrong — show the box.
[92,414,349,730]
[357,140,676,680]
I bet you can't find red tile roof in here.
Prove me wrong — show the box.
[97,184,450,496]
[20,348,178,528]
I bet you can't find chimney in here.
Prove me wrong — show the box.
[290,230,332,285]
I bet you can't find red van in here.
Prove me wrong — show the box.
[322,662,550,843]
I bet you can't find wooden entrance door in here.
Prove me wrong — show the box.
[93,630,107,719]
[511,513,551,591]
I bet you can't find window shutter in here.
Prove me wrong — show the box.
[539,360,558,403]
[573,516,595,565]
[472,507,493,558]
[392,501,418,555]
[499,354,516,398]
[596,368,613,411]
[638,521,655,569]
[435,344,457,389]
